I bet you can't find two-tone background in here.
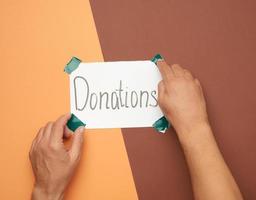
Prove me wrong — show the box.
[1,0,256,199]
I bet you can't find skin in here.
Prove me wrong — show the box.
[157,60,243,200]
[30,60,243,200]
[30,114,84,200]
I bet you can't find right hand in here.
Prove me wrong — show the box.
[157,60,209,136]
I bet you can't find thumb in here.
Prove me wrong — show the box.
[69,126,85,161]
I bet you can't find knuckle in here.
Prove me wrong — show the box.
[184,70,193,77]
[172,64,179,68]
[46,121,52,127]
[52,121,61,130]
[51,124,58,133]
[48,143,59,152]
[184,69,189,74]
[56,115,66,124]
[37,140,48,152]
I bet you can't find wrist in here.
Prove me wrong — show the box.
[32,185,64,200]
[175,121,214,148]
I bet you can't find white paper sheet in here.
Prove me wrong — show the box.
[69,60,163,128]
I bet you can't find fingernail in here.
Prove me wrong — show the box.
[76,126,85,133]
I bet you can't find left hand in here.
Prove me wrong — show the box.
[30,114,85,200]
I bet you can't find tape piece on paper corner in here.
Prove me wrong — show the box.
[151,54,171,133]
[67,114,86,132]
[64,57,82,74]
[152,116,170,133]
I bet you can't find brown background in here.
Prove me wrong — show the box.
[90,0,256,199]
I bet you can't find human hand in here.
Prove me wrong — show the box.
[30,114,84,200]
[157,61,209,137]
[157,61,244,200]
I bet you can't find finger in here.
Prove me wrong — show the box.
[172,64,184,77]
[29,127,44,171]
[195,78,205,98]
[69,126,85,162]
[30,127,44,157]
[43,122,53,141]
[51,113,71,142]
[158,80,165,102]
[183,69,193,80]
[195,78,203,90]
[156,60,174,81]
[64,126,72,139]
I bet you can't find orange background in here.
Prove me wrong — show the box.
[0,0,138,199]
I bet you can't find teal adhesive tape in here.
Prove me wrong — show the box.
[64,57,82,74]
[151,53,164,64]
[151,54,171,133]
[152,116,170,133]
[67,113,85,132]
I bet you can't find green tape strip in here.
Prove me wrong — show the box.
[151,54,170,133]
[152,116,170,133]
[64,57,82,74]
[151,53,164,64]
[67,113,86,132]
